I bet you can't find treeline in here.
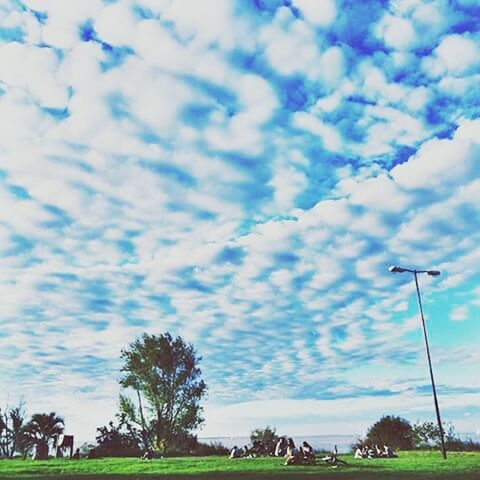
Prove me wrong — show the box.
[1,332,228,459]
[354,415,480,452]
[0,403,64,459]
[89,413,227,458]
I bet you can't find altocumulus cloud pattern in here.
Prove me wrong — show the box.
[0,0,479,440]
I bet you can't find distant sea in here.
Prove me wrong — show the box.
[199,435,360,453]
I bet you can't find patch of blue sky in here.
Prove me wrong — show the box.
[51,272,78,283]
[30,9,48,24]
[424,97,458,129]
[179,278,213,295]
[128,273,145,291]
[179,75,239,117]
[70,354,111,375]
[323,101,367,143]
[21,305,46,321]
[328,0,387,55]
[278,75,319,112]
[79,18,96,42]
[273,251,300,267]
[10,0,27,11]
[121,299,140,313]
[7,184,31,200]
[42,204,73,230]
[139,160,197,188]
[293,166,343,209]
[116,239,135,257]
[131,4,158,20]
[0,26,24,43]
[227,179,275,213]
[161,200,213,223]
[215,246,246,266]
[4,234,34,256]
[179,103,215,129]
[147,294,177,315]
[36,282,58,293]
[193,207,217,222]
[449,14,480,35]
[100,45,134,72]
[85,298,113,314]
[236,0,288,20]
[40,106,70,121]
[137,129,167,146]
[228,49,269,79]
[81,278,110,298]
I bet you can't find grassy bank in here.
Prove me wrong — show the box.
[1,451,480,479]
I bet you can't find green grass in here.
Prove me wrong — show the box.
[1,451,480,479]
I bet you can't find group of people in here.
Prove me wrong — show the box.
[279,438,316,465]
[229,440,269,458]
[354,444,397,459]
[229,437,315,465]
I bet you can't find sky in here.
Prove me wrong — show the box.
[0,0,479,444]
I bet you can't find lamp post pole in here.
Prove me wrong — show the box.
[389,266,447,460]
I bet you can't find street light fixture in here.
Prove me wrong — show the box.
[389,265,447,460]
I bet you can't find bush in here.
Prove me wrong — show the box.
[250,426,279,455]
[93,419,142,457]
[167,440,228,457]
[365,415,414,450]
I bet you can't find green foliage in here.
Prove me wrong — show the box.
[93,415,142,458]
[413,420,480,452]
[0,401,26,458]
[250,426,279,455]
[365,415,414,450]
[413,420,443,448]
[22,412,64,459]
[119,332,207,453]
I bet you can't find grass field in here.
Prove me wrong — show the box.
[1,451,480,479]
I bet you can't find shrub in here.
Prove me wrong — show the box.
[365,415,414,450]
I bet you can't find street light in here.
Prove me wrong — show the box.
[389,265,447,460]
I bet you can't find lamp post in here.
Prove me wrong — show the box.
[389,265,447,460]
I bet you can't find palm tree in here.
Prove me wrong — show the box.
[23,412,64,459]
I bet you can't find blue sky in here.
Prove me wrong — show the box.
[0,0,479,443]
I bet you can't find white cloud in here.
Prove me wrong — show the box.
[293,0,337,27]
[293,112,342,152]
[391,136,479,191]
[376,14,417,50]
[423,34,479,77]
[450,306,468,322]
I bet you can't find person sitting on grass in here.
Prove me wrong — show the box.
[300,441,315,464]
[72,448,80,460]
[275,437,287,457]
[141,449,153,461]
[354,447,363,459]
[321,445,348,467]
[229,446,241,459]
[284,438,300,465]
[383,444,397,458]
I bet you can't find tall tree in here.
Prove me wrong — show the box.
[0,400,26,457]
[23,412,64,459]
[120,333,207,453]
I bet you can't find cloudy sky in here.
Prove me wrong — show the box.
[1,0,479,443]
